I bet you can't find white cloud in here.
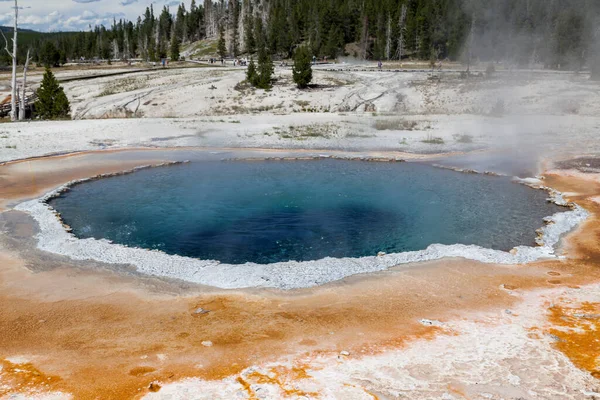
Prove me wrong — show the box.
[81,10,97,18]
[0,13,11,25]
[0,0,158,32]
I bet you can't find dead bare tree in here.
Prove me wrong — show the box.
[19,48,31,121]
[466,13,476,75]
[395,5,407,61]
[360,15,368,59]
[1,0,19,121]
[124,29,131,60]
[385,15,391,61]
[112,39,120,61]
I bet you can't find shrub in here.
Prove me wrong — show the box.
[374,118,418,131]
[34,68,71,120]
[421,134,445,144]
[292,46,313,89]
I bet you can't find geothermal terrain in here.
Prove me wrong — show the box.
[1,63,599,161]
[0,62,599,399]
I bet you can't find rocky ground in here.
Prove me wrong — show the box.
[0,63,599,166]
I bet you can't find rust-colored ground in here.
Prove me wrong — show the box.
[0,152,599,399]
[546,301,600,379]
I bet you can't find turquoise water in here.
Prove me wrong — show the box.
[48,160,562,265]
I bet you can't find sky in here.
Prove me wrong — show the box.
[0,0,184,32]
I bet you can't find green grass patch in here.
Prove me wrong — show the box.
[421,134,445,145]
[374,118,418,131]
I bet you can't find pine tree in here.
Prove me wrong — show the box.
[40,41,60,68]
[244,13,255,54]
[254,16,265,54]
[246,57,258,85]
[170,33,180,61]
[324,26,344,59]
[231,0,240,56]
[256,44,274,89]
[292,46,313,88]
[218,24,227,58]
[34,68,70,120]
[175,3,186,41]
[10,0,600,73]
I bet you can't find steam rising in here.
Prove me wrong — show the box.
[461,0,600,72]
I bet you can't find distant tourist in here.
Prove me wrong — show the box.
[378,60,383,70]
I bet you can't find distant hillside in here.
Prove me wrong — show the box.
[0,26,40,34]
[0,26,80,66]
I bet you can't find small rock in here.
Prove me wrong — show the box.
[339,351,350,356]
[193,308,211,315]
[547,333,564,343]
[148,381,161,392]
[582,390,600,397]
[377,251,386,257]
[505,309,513,315]
[201,341,213,347]
[508,373,521,385]
[419,319,443,327]
[574,313,600,319]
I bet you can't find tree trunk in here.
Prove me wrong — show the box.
[385,15,391,61]
[10,0,18,122]
[395,5,406,61]
[360,15,368,60]
[466,13,475,75]
[19,49,30,121]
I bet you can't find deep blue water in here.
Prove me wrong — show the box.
[49,160,562,264]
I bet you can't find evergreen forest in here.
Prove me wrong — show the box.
[1,0,599,71]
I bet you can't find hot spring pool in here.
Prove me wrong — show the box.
[47,160,563,265]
